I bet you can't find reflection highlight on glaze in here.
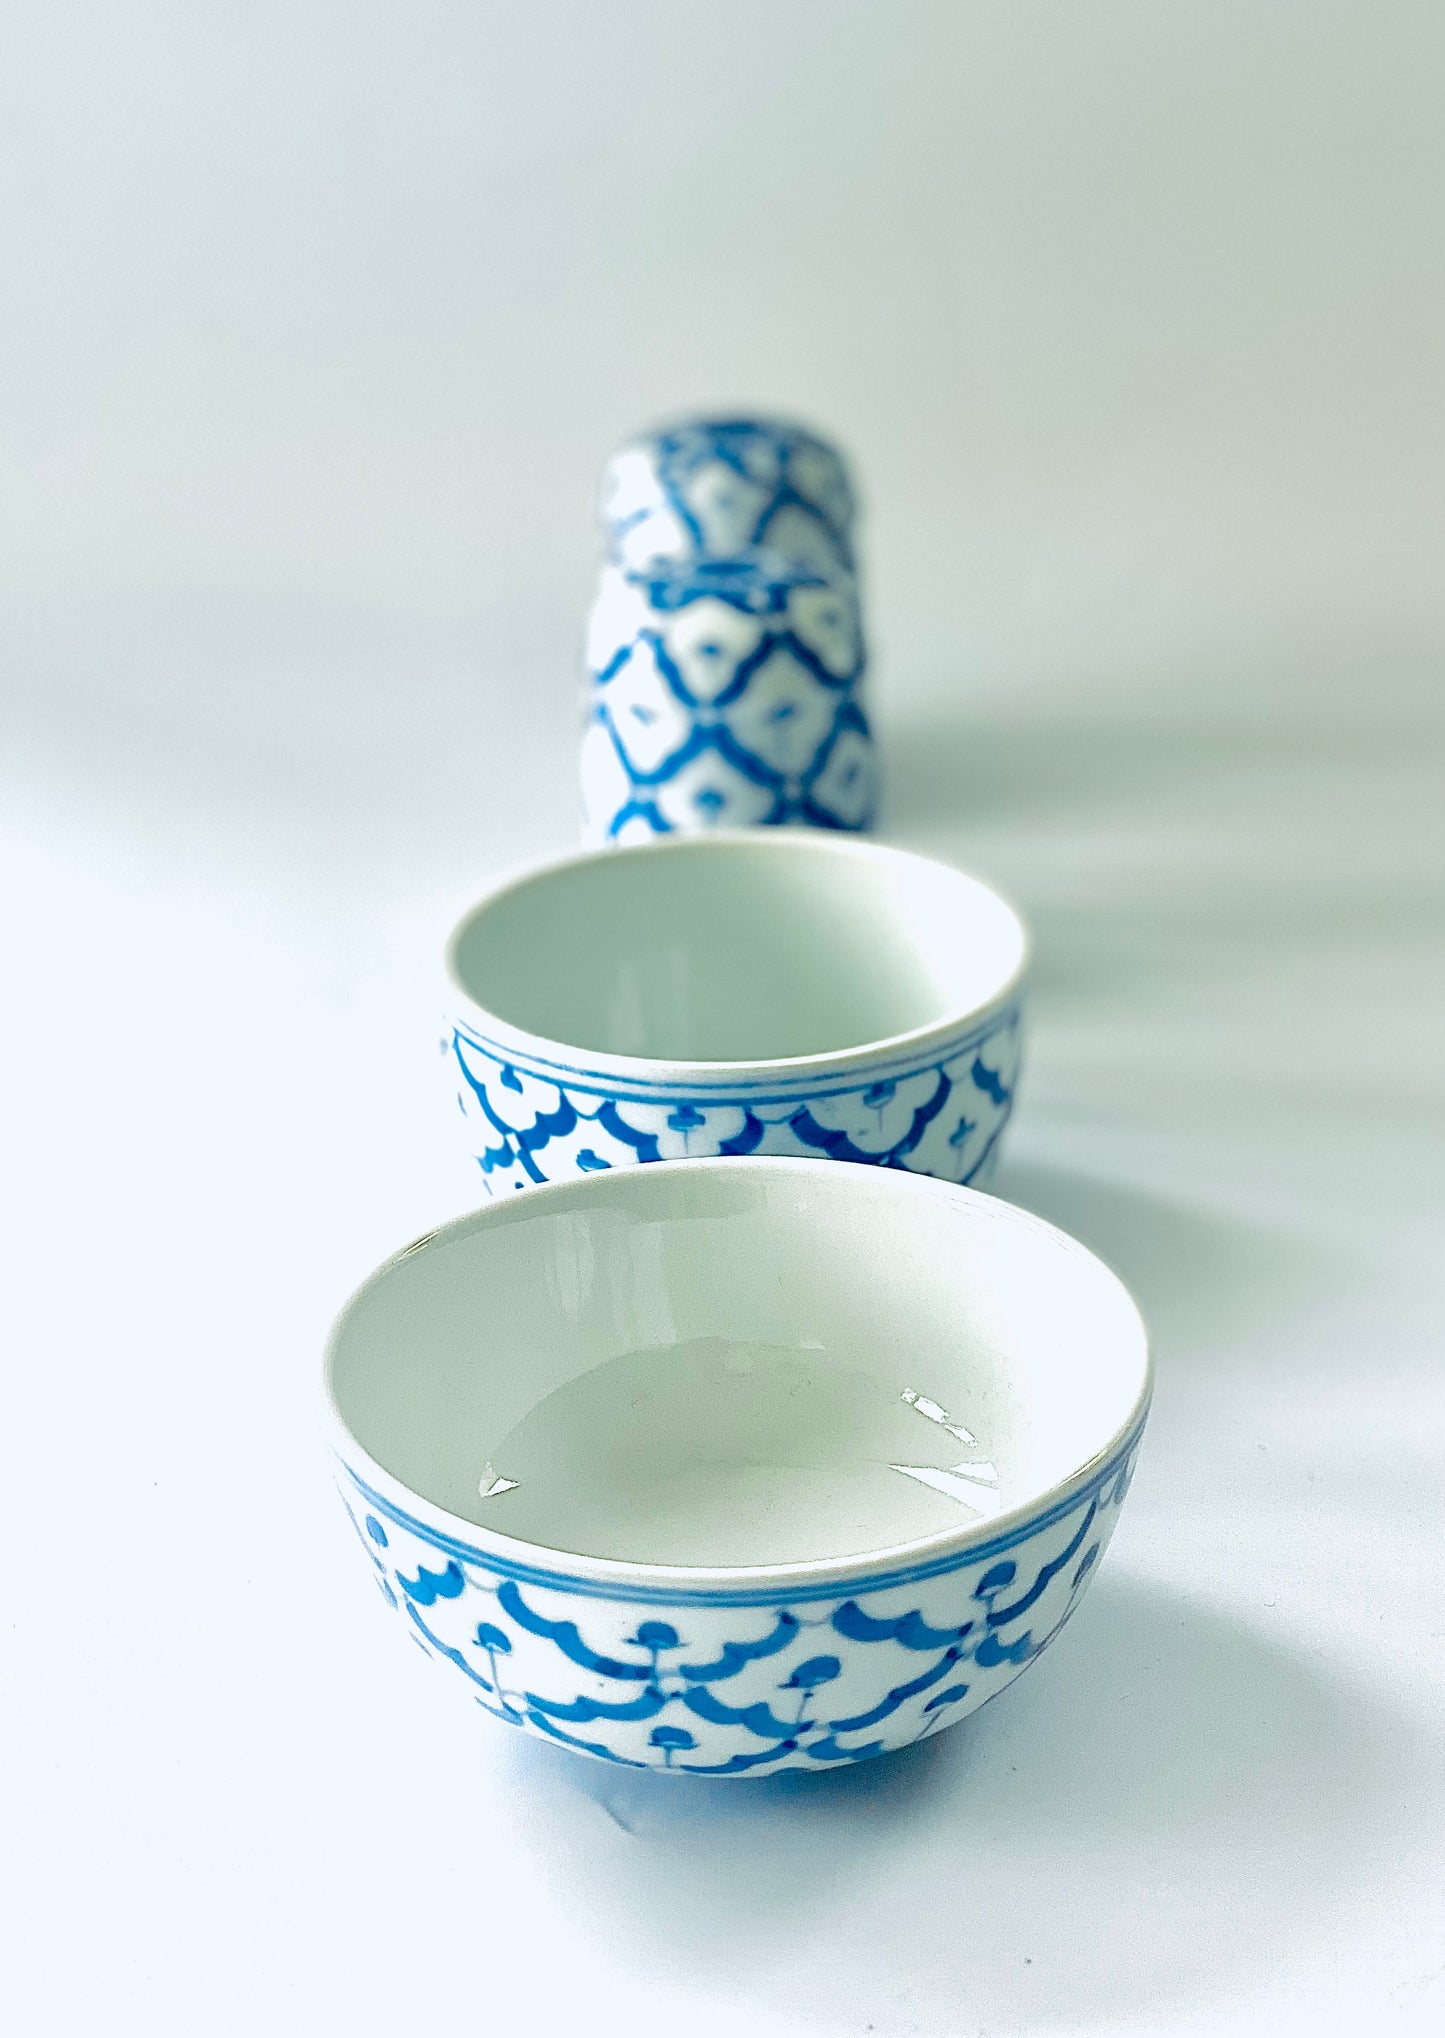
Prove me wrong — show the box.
[891,1385,1002,1516]
[468,1336,1005,1565]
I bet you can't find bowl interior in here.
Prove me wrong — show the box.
[448,837,1025,1063]
[328,1163,1147,1572]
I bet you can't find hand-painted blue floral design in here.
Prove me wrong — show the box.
[447,1005,1022,1199]
[330,1413,1144,1776]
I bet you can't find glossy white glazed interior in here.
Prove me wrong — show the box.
[448,835,1026,1064]
[327,1161,1147,1572]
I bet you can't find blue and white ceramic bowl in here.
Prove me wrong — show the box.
[323,1159,1151,1775]
[443,833,1028,1202]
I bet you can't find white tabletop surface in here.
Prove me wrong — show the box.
[4,5,1443,2033]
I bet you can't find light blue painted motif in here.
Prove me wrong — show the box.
[447,1004,1022,1199]
[331,1411,1144,1775]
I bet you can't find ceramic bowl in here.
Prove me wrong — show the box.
[444,832,1028,1200]
[324,1158,1150,1775]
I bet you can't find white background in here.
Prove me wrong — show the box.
[3,5,1443,2033]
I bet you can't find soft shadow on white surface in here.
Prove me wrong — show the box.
[883,700,1297,836]
[880,675,1439,837]
[500,1573,1441,2035]
[991,1157,1326,1353]
[881,679,1445,1011]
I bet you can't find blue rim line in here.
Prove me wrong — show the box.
[335,1403,1148,1609]
[448,1003,1022,1103]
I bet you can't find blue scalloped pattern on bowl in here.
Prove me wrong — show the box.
[334,1408,1144,1773]
[446,1004,1022,1199]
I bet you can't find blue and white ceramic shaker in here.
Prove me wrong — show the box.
[580,416,879,845]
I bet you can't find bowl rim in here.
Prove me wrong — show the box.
[321,1159,1151,1606]
[442,830,1031,1086]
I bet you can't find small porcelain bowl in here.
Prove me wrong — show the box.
[444,832,1028,1200]
[324,1159,1150,1775]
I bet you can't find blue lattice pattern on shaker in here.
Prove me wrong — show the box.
[601,416,856,574]
[583,418,876,844]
